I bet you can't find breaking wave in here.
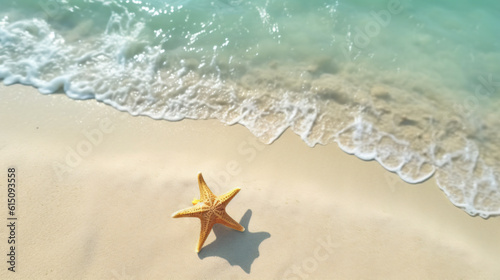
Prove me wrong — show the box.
[1,0,499,217]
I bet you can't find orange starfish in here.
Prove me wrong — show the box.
[172,173,245,252]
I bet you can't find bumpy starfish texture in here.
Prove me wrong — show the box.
[172,173,245,252]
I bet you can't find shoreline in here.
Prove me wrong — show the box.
[1,83,500,279]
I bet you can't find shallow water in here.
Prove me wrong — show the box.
[1,0,499,217]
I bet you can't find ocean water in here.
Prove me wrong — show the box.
[1,0,499,217]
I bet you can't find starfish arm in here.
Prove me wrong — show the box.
[171,205,203,218]
[216,212,245,232]
[196,214,215,252]
[218,187,241,207]
[198,173,216,202]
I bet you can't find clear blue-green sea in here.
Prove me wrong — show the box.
[1,0,499,217]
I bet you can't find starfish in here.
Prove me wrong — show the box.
[172,173,245,252]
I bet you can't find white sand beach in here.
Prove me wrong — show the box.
[1,84,500,279]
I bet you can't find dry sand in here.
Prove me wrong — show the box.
[1,84,499,279]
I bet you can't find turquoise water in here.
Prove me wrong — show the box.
[1,0,499,217]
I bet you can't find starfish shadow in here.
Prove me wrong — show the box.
[198,209,270,273]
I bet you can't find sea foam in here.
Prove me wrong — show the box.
[1,0,499,217]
